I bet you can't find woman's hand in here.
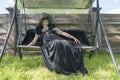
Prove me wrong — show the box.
[73,38,80,44]
[27,34,40,46]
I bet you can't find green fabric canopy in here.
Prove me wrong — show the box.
[17,0,94,14]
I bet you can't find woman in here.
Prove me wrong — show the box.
[28,13,88,75]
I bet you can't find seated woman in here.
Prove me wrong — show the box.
[28,13,88,75]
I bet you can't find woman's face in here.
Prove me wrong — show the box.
[42,19,49,26]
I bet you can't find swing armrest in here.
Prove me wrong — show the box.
[21,33,26,37]
[86,34,96,46]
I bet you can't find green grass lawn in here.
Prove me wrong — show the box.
[0,53,120,80]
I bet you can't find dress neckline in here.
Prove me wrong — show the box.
[41,27,50,32]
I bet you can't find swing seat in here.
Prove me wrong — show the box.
[18,45,97,51]
[18,29,97,55]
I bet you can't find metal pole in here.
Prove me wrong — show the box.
[23,0,27,31]
[99,16,120,76]
[96,0,120,76]
[94,0,100,48]
[0,0,18,61]
[17,0,25,47]
[16,0,27,59]
[87,0,92,33]
[14,1,19,55]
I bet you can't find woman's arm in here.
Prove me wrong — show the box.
[62,32,80,44]
[53,28,80,44]
[27,34,40,46]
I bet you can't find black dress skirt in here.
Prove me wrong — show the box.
[38,29,88,75]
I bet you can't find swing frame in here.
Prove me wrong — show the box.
[0,0,119,76]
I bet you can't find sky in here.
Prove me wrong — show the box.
[0,0,120,14]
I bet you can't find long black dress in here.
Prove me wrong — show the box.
[36,27,88,75]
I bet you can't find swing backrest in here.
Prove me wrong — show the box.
[21,29,91,46]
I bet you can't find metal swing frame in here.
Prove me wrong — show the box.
[0,0,119,76]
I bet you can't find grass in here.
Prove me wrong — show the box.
[0,53,120,80]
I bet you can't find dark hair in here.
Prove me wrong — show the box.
[37,13,55,30]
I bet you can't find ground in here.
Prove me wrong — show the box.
[0,53,120,80]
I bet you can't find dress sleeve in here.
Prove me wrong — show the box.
[35,26,42,35]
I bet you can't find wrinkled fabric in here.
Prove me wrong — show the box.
[40,30,88,75]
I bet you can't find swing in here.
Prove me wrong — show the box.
[17,0,97,56]
[18,29,97,54]
[0,0,119,75]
